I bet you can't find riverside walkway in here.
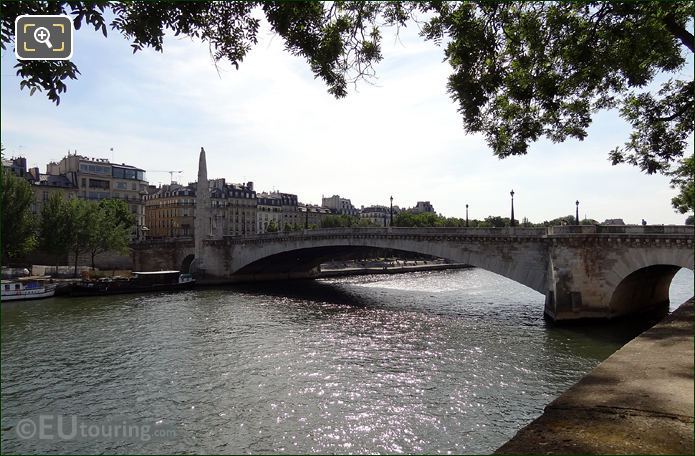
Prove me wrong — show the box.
[496,298,694,454]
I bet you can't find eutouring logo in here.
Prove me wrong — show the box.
[14,415,176,442]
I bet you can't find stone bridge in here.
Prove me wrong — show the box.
[132,225,694,322]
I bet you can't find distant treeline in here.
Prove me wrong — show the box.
[318,212,599,229]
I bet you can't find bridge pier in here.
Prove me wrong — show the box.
[543,231,692,321]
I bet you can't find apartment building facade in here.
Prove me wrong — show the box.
[299,204,333,228]
[322,194,358,216]
[3,157,78,215]
[144,184,195,238]
[46,154,148,236]
[257,193,282,233]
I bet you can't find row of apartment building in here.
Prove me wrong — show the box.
[3,154,148,236]
[143,180,329,238]
[3,153,435,240]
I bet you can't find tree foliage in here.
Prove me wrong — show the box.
[1,1,692,210]
[669,155,695,214]
[38,193,72,266]
[62,198,94,276]
[321,214,359,228]
[391,211,605,228]
[265,219,279,232]
[1,167,36,263]
[37,196,135,275]
[85,199,135,269]
[0,1,416,102]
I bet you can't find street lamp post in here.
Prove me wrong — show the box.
[510,190,515,227]
[390,196,393,226]
[465,204,469,227]
[576,200,580,225]
[305,205,309,229]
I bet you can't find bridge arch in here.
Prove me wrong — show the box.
[227,234,549,294]
[608,265,683,317]
[181,254,195,274]
[605,245,693,318]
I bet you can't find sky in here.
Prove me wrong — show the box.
[1,13,693,225]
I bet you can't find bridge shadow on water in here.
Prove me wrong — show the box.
[210,279,375,309]
[541,308,671,361]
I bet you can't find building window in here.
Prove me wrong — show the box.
[89,179,110,189]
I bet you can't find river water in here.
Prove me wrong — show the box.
[1,268,693,454]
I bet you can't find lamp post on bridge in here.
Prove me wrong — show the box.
[510,190,515,227]
[465,204,469,227]
[576,200,580,225]
[390,196,393,226]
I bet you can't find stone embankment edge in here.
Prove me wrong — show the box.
[495,298,694,455]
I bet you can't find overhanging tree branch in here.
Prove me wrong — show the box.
[654,103,689,122]
[662,14,694,53]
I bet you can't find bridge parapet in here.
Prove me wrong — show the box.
[548,225,694,235]
[222,227,548,244]
[131,237,194,248]
[219,225,694,245]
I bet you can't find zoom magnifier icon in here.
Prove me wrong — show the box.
[33,27,52,48]
[15,15,72,60]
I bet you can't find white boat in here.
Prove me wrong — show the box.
[1,280,57,301]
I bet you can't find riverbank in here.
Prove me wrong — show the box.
[318,263,470,278]
[496,298,694,455]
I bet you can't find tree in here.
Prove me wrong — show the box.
[520,217,534,227]
[38,193,72,268]
[265,219,279,233]
[2,2,692,209]
[1,1,413,103]
[669,155,695,214]
[321,214,358,228]
[483,216,510,228]
[543,215,577,226]
[85,199,135,270]
[422,1,693,209]
[358,218,379,227]
[685,215,694,225]
[1,167,36,263]
[62,198,94,277]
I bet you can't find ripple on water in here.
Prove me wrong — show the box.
[2,268,693,454]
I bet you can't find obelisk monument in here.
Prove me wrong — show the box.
[192,147,210,275]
